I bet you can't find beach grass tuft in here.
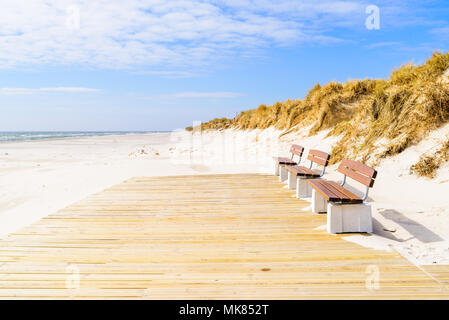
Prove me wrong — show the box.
[410,137,449,178]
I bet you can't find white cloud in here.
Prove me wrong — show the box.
[430,26,449,39]
[0,88,35,95]
[146,70,201,79]
[365,41,401,49]
[171,91,243,98]
[0,0,373,71]
[0,87,102,95]
[40,87,101,93]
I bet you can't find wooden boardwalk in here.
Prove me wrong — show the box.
[0,174,448,299]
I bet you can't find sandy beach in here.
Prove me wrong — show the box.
[0,132,268,240]
[0,127,449,268]
[1,0,449,303]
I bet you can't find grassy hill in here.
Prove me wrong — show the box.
[191,52,449,177]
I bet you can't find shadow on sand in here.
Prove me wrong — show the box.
[373,209,444,243]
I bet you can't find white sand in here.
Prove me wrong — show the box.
[0,133,261,239]
[1,127,448,266]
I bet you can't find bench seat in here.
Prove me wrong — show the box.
[286,165,321,178]
[308,180,363,204]
[273,156,296,165]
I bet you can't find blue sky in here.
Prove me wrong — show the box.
[0,0,448,131]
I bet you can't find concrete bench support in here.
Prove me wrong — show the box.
[327,202,373,234]
[287,171,296,189]
[279,165,288,182]
[288,171,300,190]
[311,189,327,213]
[296,177,314,198]
[274,162,280,176]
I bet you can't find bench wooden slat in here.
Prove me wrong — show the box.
[308,180,363,204]
[338,159,377,187]
[289,144,304,157]
[274,144,303,166]
[326,181,362,203]
[273,157,296,165]
[285,165,320,177]
[309,180,341,202]
[307,150,330,167]
[321,181,357,203]
[308,149,329,160]
[338,166,373,187]
[340,159,377,178]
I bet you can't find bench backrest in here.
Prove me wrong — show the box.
[307,149,330,167]
[289,144,304,158]
[338,159,377,188]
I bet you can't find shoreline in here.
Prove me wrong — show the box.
[0,131,168,144]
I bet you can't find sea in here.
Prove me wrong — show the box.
[0,131,158,142]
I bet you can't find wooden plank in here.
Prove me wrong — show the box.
[290,144,304,157]
[273,157,296,165]
[338,165,374,187]
[307,149,330,167]
[0,174,446,299]
[340,159,377,178]
[320,181,355,203]
[285,165,320,177]
[326,181,363,203]
[308,180,362,203]
[338,159,377,187]
[308,180,341,201]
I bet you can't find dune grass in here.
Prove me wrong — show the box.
[410,137,449,178]
[193,52,449,176]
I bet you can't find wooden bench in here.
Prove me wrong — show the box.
[273,144,304,181]
[285,150,330,198]
[308,159,378,234]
